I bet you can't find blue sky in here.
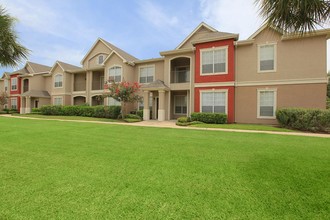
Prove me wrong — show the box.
[1,0,329,74]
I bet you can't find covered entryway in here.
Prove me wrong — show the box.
[73,96,86,105]
[141,80,170,121]
[21,90,51,114]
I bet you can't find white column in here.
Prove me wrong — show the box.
[143,91,150,121]
[158,90,166,121]
[25,96,31,114]
[20,97,25,114]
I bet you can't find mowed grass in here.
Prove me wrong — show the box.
[190,123,293,132]
[12,114,118,122]
[0,117,329,219]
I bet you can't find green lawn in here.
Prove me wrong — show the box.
[190,123,293,132]
[0,117,329,219]
[12,114,118,122]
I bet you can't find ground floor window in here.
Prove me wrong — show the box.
[54,97,63,105]
[257,89,277,118]
[174,95,187,114]
[138,97,152,111]
[11,98,17,109]
[201,90,227,113]
[108,97,121,106]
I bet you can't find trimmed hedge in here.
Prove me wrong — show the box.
[191,112,227,124]
[276,108,330,133]
[39,105,121,119]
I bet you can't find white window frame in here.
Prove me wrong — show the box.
[108,66,122,83]
[54,74,63,88]
[200,46,228,75]
[200,89,228,114]
[53,96,63,105]
[174,95,187,115]
[258,43,277,73]
[139,65,155,84]
[257,88,277,119]
[10,98,17,109]
[107,97,121,106]
[97,54,105,65]
[11,78,17,91]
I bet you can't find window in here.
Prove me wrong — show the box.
[11,98,17,109]
[201,90,227,113]
[258,44,276,72]
[174,95,187,114]
[174,67,190,83]
[140,66,154,83]
[108,97,121,106]
[109,66,122,82]
[97,55,104,64]
[11,78,17,91]
[4,80,8,91]
[54,97,63,105]
[201,47,227,74]
[54,74,63,88]
[258,89,277,118]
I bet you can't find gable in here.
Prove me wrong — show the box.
[26,64,34,73]
[82,40,112,68]
[253,26,282,43]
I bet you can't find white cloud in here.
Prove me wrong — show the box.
[199,0,263,40]
[138,1,179,29]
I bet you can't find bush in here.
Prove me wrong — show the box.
[190,112,227,124]
[9,109,19,114]
[125,114,141,120]
[177,116,191,123]
[136,110,143,119]
[39,105,121,119]
[276,108,330,133]
[31,108,41,113]
[327,98,330,109]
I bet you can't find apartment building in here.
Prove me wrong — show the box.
[0,22,328,124]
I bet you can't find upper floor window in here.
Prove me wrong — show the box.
[201,90,227,113]
[109,66,122,82]
[54,74,63,88]
[11,78,17,91]
[97,55,104,65]
[139,66,154,83]
[4,80,8,91]
[258,44,276,72]
[257,89,277,118]
[201,47,227,75]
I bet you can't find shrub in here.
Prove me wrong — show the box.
[39,105,121,119]
[190,112,227,124]
[9,109,19,114]
[125,114,141,120]
[276,108,330,133]
[123,118,141,123]
[327,98,330,109]
[177,117,190,123]
[31,108,41,113]
[136,110,143,119]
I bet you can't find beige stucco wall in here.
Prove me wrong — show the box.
[134,60,165,83]
[235,83,327,124]
[22,75,47,92]
[104,53,135,82]
[180,26,213,49]
[236,27,328,83]
[83,41,111,69]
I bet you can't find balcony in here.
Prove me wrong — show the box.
[23,79,29,93]
[92,71,104,91]
[73,73,86,92]
[171,70,190,83]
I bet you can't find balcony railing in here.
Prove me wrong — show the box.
[171,70,190,83]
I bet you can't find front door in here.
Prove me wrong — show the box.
[35,100,39,108]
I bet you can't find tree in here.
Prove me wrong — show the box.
[0,91,8,110]
[0,6,29,67]
[105,80,142,118]
[256,0,330,33]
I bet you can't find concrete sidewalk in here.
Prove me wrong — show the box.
[1,114,329,138]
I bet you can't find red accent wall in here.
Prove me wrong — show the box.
[9,74,21,112]
[194,86,235,123]
[195,39,235,83]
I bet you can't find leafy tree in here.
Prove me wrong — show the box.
[0,91,8,110]
[0,6,29,67]
[105,80,141,118]
[256,0,330,33]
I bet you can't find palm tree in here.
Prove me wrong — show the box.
[256,0,330,33]
[0,6,29,67]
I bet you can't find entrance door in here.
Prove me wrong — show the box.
[155,97,159,119]
[35,100,39,108]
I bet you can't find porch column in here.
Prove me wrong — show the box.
[20,97,25,114]
[25,96,31,114]
[143,91,150,121]
[158,90,165,121]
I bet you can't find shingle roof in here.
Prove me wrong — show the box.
[101,38,139,62]
[57,61,83,71]
[141,80,170,91]
[28,62,52,73]
[21,90,51,98]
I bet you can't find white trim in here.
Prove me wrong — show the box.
[248,24,284,40]
[102,49,127,65]
[176,22,217,49]
[11,77,18,91]
[10,97,17,109]
[108,65,123,82]
[80,38,112,65]
[235,78,328,87]
[168,56,192,85]
[200,46,228,75]
[195,82,235,87]
[54,73,63,88]
[200,89,228,114]
[53,96,63,105]
[257,43,277,73]
[52,93,71,96]
[173,95,187,115]
[257,88,277,119]
[139,64,155,84]
[50,62,65,73]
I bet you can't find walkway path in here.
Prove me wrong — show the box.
[1,114,329,138]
